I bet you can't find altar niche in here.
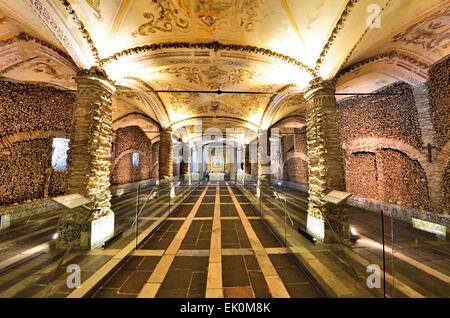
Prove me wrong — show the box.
[201,142,238,181]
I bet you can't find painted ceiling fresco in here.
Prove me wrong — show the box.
[346,0,449,66]
[0,1,60,45]
[270,95,306,127]
[0,0,449,141]
[1,56,76,88]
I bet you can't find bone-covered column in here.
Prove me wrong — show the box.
[58,67,116,249]
[304,80,349,243]
[159,127,173,179]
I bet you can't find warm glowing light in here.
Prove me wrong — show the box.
[23,243,50,255]
[306,214,325,242]
[247,110,263,127]
[350,227,358,236]
[53,233,59,240]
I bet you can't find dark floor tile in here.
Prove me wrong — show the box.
[119,271,152,294]
[222,243,241,249]
[268,254,296,268]
[222,255,250,287]
[156,288,188,298]
[285,283,323,298]
[113,293,137,298]
[139,256,160,271]
[202,196,215,203]
[196,239,211,249]
[181,236,198,246]
[244,255,260,271]
[172,205,194,217]
[241,205,257,216]
[171,257,209,271]
[197,205,215,217]
[93,288,118,298]
[188,272,207,297]
[276,267,310,284]
[248,271,272,298]
[103,269,133,289]
[222,235,239,244]
[121,256,143,271]
[221,196,233,203]
[220,205,238,216]
[161,269,192,289]
[199,232,211,240]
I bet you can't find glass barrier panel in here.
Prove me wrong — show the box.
[237,177,388,298]
[390,204,449,298]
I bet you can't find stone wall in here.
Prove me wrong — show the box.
[0,81,75,206]
[293,129,309,184]
[282,130,309,184]
[110,125,153,185]
[0,139,68,206]
[338,82,422,149]
[378,149,430,210]
[338,81,435,212]
[286,151,308,184]
[444,160,450,212]
[428,56,449,151]
[344,152,377,199]
[344,149,431,210]
[151,141,159,179]
[0,81,74,137]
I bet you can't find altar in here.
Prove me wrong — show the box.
[209,173,224,181]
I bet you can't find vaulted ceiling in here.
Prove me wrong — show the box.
[0,0,448,143]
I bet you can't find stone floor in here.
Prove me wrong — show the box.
[91,184,323,298]
[0,181,448,298]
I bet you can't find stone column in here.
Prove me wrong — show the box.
[151,141,159,179]
[304,80,349,243]
[181,143,190,175]
[244,143,251,174]
[281,136,288,184]
[58,67,116,249]
[159,128,173,179]
[258,130,271,183]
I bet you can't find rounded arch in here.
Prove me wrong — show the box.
[110,149,151,185]
[113,113,160,143]
[116,77,171,128]
[189,135,245,145]
[343,137,427,167]
[0,130,68,150]
[170,116,258,132]
[259,84,301,130]
[270,115,305,130]
[336,51,430,93]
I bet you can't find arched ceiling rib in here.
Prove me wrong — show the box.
[0,0,448,136]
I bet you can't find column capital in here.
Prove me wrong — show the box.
[304,78,336,101]
[75,66,116,93]
[161,126,173,133]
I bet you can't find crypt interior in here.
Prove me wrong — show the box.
[0,0,448,298]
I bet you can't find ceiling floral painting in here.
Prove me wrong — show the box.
[158,65,258,89]
[192,101,246,118]
[392,5,449,52]
[135,0,262,36]
[1,0,448,138]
